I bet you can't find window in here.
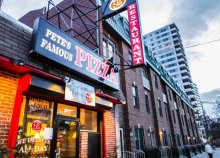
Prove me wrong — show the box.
[158,99,163,117]
[165,63,178,68]
[181,115,185,126]
[135,127,145,150]
[103,36,115,60]
[169,69,177,73]
[154,74,158,88]
[141,68,149,79]
[80,109,97,132]
[57,103,77,117]
[172,109,176,123]
[132,83,139,108]
[18,97,54,156]
[145,92,150,113]
[162,131,168,146]
[128,50,132,65]
[169,90,172,100]
[165,107,168,120]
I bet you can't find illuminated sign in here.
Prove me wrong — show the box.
[32,120,42,131]
[102,0,145,66]
[109,0,126,10]
[127,3,145,66]
[102,0,136,18]
[31,18,119,90]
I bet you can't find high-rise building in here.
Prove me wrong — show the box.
[143,23,195,103]
[192,83,206,139]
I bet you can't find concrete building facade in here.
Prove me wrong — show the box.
[143,24,196,106]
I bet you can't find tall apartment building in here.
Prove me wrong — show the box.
[192,83,206,139]
[143,24,196,105]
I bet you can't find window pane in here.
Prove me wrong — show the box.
[17,97,54,157]
[80,109,97,132]
[145,94,150,113]
[132,86,136,96]
[57,103,77,117]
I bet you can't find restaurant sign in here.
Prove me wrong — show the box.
[65,77,95,106]
[102,0,136,18]
[102,0,145,66]
[30,18,119,90]
[127,2,144,66]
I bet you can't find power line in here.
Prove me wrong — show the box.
[185,38,220,49]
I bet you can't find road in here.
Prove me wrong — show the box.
[193,147,220,158]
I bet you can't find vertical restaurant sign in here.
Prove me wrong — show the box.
[127,2,145,66]
[65,77,95,106]
[102,0,136,18]
[30,18,119,90]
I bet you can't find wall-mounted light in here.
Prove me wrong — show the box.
[13,59,25,66]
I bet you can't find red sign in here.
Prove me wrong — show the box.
[127,3,145,66]
[32,120,42,131]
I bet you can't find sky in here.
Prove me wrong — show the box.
[1,0,220,101]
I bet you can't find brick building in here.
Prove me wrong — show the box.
[0,0,198,157]
[0,4,123,158]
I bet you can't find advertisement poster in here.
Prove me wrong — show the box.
[65,77,95,106]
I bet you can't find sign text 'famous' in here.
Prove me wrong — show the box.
[31,18,119,90]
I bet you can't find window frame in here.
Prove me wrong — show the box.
[103,35,115,60]
[132,82,139,108]
[145,92,150,113]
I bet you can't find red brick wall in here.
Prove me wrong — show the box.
[104,109,116,158]
[0,70,18,145]
[80,132,88,158]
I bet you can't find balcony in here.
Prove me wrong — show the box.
[181,69,190,76]
[185,89,194,95]
[184,82,193,89]
[178,58,185,63]
[182,76,191,82]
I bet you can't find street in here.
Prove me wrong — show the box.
[193,147,220,158]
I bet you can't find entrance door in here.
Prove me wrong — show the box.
[52,116,79,158]
[88,133,100,158]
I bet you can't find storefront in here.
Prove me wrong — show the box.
[0,14,124,158]
[4,72,121,158]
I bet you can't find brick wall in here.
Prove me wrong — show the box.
[80,132,88,158]
[104,109,116,158]
[0,70,18,145]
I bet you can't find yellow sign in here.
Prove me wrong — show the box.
[109,0,126,10]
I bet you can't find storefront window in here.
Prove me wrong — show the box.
[17,96,54,157]
[80,109,97,132]
[57,103,77,117]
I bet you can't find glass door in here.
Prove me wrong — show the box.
[52,116,79,158]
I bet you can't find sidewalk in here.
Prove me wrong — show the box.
[193,147,220,158]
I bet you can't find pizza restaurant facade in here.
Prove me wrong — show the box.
[0,13,123,158]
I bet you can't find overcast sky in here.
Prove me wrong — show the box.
[1,0,220,99]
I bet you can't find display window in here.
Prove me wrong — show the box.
[57,103,77,117]
[16,96,54,157]
[80,109,97,132]
[15,96,99,157]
